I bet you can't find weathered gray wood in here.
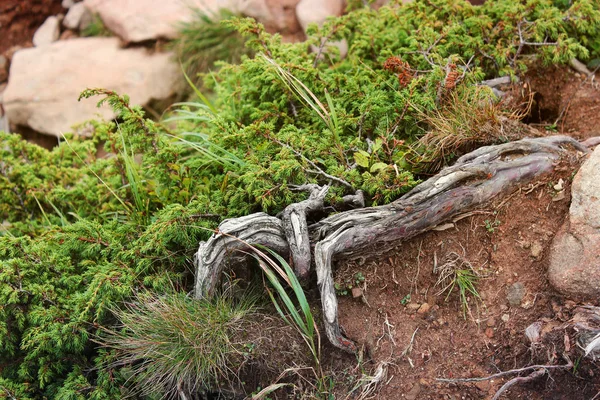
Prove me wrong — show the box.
[280,184,329,279]
[194,213,289,297]
[195,135,592,353]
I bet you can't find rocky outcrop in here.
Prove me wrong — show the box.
[548,145,600,298]
[3,38,181,137]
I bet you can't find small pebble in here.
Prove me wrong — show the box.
[417,302,431,314]
[530,241,543,259]
[501,313,510,322]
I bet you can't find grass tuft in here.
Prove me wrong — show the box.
[410,86,533,173]
[434,251,482,319]
[96,289,259,397]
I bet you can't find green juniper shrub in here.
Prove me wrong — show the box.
[0,0,599,398]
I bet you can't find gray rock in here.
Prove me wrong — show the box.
[549,223,600,298]
[63,2,91,30]
[62,0,76,8]
[570,147,600,228]
[33,16,61,47]
[3,38,182,137]
[548,146,600,298]
[507,282,526,306]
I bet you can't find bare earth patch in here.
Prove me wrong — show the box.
[319,66,600,399]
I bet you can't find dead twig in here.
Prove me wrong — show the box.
[491,368,546,400]
[401,328,419,368]
[436,360,573,383]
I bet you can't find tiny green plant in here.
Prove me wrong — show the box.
[484,218,501,233]
[81,14,112,37]
[335,271,366,296]
[400,293,411,305]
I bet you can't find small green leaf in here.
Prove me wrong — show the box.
[370,162,389,173]
[354,151,370,168]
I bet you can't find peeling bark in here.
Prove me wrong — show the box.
[195,136,591,353]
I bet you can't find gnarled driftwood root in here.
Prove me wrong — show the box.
[195,135,591,353]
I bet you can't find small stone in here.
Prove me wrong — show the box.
[506,282,526,306]
[33,16,61,47]
[525,321,542,343]
[501,313,510,323]
[63,2,91,30]
[530,241,543,259]
[553,178,564,191]
[351,287,362,298]
[485,327,494,338]
[500,304,508,311]
[405,383,421,400]
[552,191,566,202]
[520,240,531,249]
[406,302,421,311]
[62,0,76,8]
[417,302,431,314]
[486,317,496,327]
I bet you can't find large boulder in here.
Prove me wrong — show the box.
[3,37,181,137]
[83,0,228,43]
[548,145,600,298]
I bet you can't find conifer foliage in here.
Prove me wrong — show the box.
[1,0,599,397]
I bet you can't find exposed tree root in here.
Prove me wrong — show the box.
[195,135,592,353]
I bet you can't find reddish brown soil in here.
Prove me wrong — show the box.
[316,67,600,399]
[0,0,63,55]
[524,64,600,140]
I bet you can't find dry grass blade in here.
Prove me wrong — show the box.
[434,251,482,319]
[347,361,391,400]
[252,383,292,399]
[410,85,534,172]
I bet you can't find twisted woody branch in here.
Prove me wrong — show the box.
[195,135,591,353]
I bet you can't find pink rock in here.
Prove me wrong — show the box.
[548,146,600,298]
[3,38,181,137]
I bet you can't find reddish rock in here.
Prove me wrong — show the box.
[548,146,600,298]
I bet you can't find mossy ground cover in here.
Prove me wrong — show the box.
[1,0,599,398]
